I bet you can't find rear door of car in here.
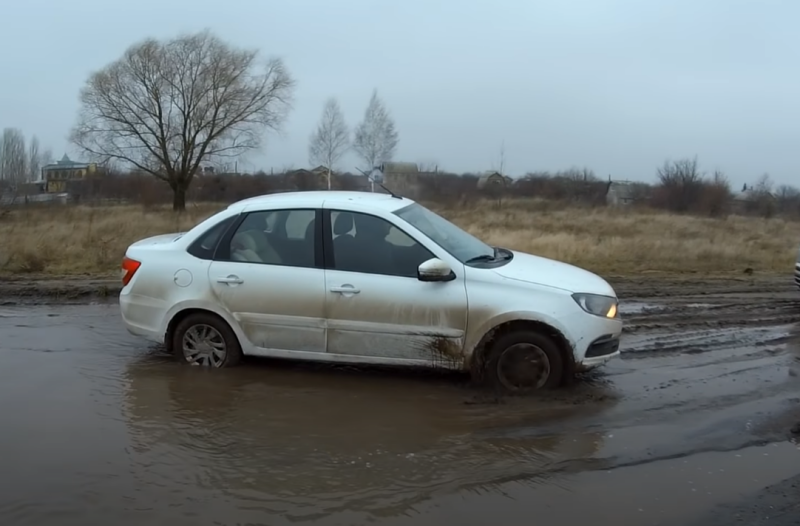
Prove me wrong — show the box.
[207,205,327,354]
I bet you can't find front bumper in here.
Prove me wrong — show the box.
[576,334,621,371]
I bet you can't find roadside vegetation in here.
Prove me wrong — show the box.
[0,198,794,277]
[0,29,796,279]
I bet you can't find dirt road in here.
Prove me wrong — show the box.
[0,276,798,525]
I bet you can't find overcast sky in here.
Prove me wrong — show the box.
[1,0,797,186]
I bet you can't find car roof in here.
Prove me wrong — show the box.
[228,190,415,214]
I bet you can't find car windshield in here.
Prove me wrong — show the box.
[394,203,496,264]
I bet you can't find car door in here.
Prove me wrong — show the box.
[208,207,326,353]
[322,208,469,367]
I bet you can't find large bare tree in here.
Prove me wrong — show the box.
[308,97,349,189]
[0,128,27,185]
[353,89,398,171]
[70,30,295,210]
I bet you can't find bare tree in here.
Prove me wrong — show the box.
[775,184,800,217]
[416,159,439,173]
[308,97,349,189]
[750,173,776,218]
[655,156,704,211]
[353,89,398,171]
[752,173,774,196]
[28,135,41,182]
[40,148,53,168]
[70,29,296,211]
[0,128,27,185]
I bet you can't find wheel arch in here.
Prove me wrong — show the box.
[467,317,576,386]
[163,305,242,354]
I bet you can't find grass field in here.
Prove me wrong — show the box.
[0,199,796,277]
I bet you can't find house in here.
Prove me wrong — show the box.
[605,180,637,206]
[37,154,97,193]
[731,183,774,215]
[379,162,422,198]
[477,171,511,191]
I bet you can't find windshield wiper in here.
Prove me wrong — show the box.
[465,254,495,263]
[465,248,498,264]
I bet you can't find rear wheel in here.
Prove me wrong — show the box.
[172,312,242,368]
[483,330,564,394]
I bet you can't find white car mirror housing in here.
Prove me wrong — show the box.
[417,258,456,282]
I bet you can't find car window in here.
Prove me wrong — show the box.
[224,209,316,268]
[329,210,434,278]
[187,215,236,260]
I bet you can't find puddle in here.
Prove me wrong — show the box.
[400,442,800,526]
[618,302,663,314]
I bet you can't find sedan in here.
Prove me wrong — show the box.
[120,191,622,393]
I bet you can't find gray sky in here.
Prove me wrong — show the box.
[1,0,798,187]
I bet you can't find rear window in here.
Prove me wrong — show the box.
[187,216,237,260]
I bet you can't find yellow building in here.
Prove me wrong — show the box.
[38,154,97,193]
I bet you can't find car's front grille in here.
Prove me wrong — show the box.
[585,335,620,358]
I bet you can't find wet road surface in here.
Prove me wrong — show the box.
[1,280,799,525]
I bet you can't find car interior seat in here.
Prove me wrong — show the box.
[332,212,360,270]
[231,231,281,264]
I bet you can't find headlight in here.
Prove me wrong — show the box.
[572,293,618,318]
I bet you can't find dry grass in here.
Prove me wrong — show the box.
[0,199,796,277]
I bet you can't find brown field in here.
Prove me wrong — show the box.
[0,199,795,277]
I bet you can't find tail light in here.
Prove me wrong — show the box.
[121,256,141,286]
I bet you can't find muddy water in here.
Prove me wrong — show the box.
[0,284,799,526]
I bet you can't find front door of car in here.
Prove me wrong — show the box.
[323,209,469,366]
[208,208,326,353]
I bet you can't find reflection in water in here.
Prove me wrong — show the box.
[0,304,618,525]
[122,356,610,520]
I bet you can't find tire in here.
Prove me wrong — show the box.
[483,330,564,394]
[172,312,242,368]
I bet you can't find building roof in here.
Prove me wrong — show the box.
[477,171,510,189]
[42,153,90,170]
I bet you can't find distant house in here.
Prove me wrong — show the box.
[605,180,637,206]
[380,162,422,198]
[37,154,97,193]
[477,171,511,191]
[731,183,774,215]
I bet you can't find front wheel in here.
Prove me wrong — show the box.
[483,330,564,394]
[172,312,242,368]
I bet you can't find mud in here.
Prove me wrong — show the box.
[0,276,799,525]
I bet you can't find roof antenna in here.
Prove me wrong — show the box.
[356,167,402,199]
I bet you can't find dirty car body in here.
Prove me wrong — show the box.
[119,191,622,392]
[795,244,800,290]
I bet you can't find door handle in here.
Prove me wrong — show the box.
[330,285,360,294]
[216,275,244,285]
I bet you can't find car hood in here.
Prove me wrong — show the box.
[494,250,616,296]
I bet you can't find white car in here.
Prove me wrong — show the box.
[119,191,622,393]
[795,245,800,290]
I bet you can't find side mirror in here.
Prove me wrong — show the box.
[417,258,456,282]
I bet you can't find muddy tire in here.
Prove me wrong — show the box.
[483,330,564,394]
[172,312,242,368]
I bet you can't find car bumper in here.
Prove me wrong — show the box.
[119,291,166,344]
[577,349,621,372]
[569,316,623,371]
[794,264,799,290]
